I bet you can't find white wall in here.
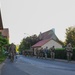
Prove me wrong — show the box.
[42,39,62,49]
[33,47,41,55]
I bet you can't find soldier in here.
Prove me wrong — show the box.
[44,47,48,59]
[8,43,16,62]
[40,48,43,58]
[50,46,55,60]
[36,48,39,58]
[66,43,73,61]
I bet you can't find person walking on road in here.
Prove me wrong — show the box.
[50,46,55,60]
[66,43,73,61]
[44,47,48,59]
[36,48,39,58]
[8,43,16,62]
[40,48,44,59]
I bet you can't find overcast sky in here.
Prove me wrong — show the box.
[0,0,75,44]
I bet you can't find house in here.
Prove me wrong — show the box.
[32,29,62,55]
[0,10,9,40]
[32,39,62,55]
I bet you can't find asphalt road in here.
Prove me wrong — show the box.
[1,55,75,75]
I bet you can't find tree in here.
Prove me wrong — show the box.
[65,26,75,47]
[0,35,9,54]
[19,34,40,52]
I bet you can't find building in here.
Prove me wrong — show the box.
[0,11,3,30]
[32,39,62,55]
[32,29,62,55]
[0,28,9,39]
[0,10,9,40]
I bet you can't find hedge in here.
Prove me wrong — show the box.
[47,48,75,60]
[0,54,7,64]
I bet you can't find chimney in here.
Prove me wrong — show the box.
[51,28,55,33]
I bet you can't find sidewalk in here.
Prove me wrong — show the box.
[0,59,6,75]
[52,58,75,64]
[31,56,75,64]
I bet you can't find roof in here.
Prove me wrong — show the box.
[32,39,50,48]
[38,29,59,41]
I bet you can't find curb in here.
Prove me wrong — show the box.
[55,59,75,64]
[45,58,75,64]
[0,58,7,75]
[31,56,75,64]
[0,63,5,75]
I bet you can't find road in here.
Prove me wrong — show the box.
[1,55,75,75]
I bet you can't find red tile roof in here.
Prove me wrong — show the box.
[39,30,53,40]
[32,39,50,48]
[39,29,59,41]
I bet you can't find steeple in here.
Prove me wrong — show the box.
[0,10,3,30]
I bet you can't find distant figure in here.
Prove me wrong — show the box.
[44,47,48,59]
[40,48,43,58]
[36,48,39,58]
[66,43,73,61]
[50,46,55,60]
[8,43,16,62]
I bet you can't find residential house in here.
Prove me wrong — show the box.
[32,29,62,55]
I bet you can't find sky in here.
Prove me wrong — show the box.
[0,0,75,45]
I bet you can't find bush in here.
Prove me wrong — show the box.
[55,49,66,59]
[0,54,7,64]
[72,49,75,60]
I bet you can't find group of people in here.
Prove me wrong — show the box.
[36,43,73,61]
[43,46,55,59]
[8,43,73,62]
[36,46,56,59]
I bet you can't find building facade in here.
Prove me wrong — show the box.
[0,11,3,30]
[32,39,62,55]
[0,10,9,40]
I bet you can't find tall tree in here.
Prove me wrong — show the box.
[19,34,40,52]
[65,26,75,47]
